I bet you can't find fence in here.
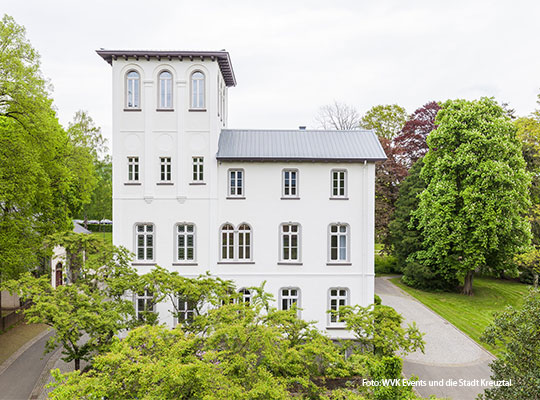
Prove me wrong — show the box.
[0,301,31,332]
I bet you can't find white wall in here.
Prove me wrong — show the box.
[111,56,375,338]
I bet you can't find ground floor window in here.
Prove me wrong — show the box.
[328,287,349,324]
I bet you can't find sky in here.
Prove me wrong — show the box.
[4,0,540,145]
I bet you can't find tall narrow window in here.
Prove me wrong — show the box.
[128,157,139,181]
[177,224,195,262]
[329,224,349,262]
[219,223,253,262]
[331,170,347,198]
[158,71,172,109]
[280,288,300,311]
[136,223,154,261]
[191,71,205,109]
[239,288,251,304]
[177,296,197,323]
[126,71,140,108]
[160,157,171,182]
[228,169,244,197]
[136,289,155,321]
[237,224,251,260]
[221,224,235,260]
[282,169,298,198]
[329,288,349,324]
[280,224,300,262]
[192,157,204,182]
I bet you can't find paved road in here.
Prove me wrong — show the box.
[375,277,494,400]
[0,331,55,400]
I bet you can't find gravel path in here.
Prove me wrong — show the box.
[375,277,495,400]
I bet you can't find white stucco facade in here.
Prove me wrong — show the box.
[102,50,380,338]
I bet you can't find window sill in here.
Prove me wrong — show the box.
[217,261,255,265]
[124,182,142,186]
[277,262,303,266]
[281,197,300,200]
[156,108,174,112]
[326,325,347,330]
[326,262,352,266]
[189,108,207,112]
[329,197,349,200]
[124,108,142,112]
[132,262,157,266]
[189,182,206,186]
[226,196,246,200]
[156,182,174,186]
[172,262,198,266]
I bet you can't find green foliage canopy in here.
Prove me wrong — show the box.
[412,98,531,294]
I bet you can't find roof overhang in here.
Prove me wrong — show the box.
[216,157,387,163]
[96,49,236,87]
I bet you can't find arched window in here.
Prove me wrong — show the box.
[221,224,235,260]
[158,71,172,109]
[238,224,251,260]
[238,288,251,304]
[220,223,252,261]
[126,71,140,108]
[191,71,205,109]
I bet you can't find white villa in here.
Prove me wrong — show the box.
[97,49,386,337]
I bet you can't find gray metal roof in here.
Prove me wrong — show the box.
[216,129,387,162]
[96,49,236,87]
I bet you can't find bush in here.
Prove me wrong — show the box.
[374,294,382,306]
[374,255,399,274]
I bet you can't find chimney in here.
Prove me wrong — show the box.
[299,126,306,130]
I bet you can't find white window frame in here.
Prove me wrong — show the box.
[228,169,245,198]
[135,289,155,321]
[135,223,154,261]
[328,223,350,263]
[177,295,197,324]
[331,169,348,198]
[176,223,196,263]
[282,169,299,198]
[279,287,301,316]
[238,288,251,304]
[219,223,253,262]
[158,70,173,109]
[191,71,205,109]
[160,157,171,182]
[279,223,301,263]
[126,70,140,109]
[192,157,204,182]
[127,156,139,182]
[328,287,349,325]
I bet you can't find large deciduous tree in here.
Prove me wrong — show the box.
[394,101,440,168]
[360,104,408,140]
[413,98,531,295]
[314,101,362,130]
[0,15,84,292]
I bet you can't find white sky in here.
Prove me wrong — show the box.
[4,0,540,145]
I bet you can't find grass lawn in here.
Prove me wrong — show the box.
[390,276,530,355]
[0,321,49,365]
[92,231,112,245]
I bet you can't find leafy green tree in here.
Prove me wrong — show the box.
[3,233,138,370]
[84,157,112,221]
[388,158,425,269]
[337,304,424,357]
[413,98,531,294]
[480,289,540,400]
[514,246,540,287]
[361,104,408,140]
[0,16,87,305]
[46,276,424,399]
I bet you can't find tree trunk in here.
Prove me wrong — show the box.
[534,273,538,289]
[462,271,474,296]
[74,358,80,371]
